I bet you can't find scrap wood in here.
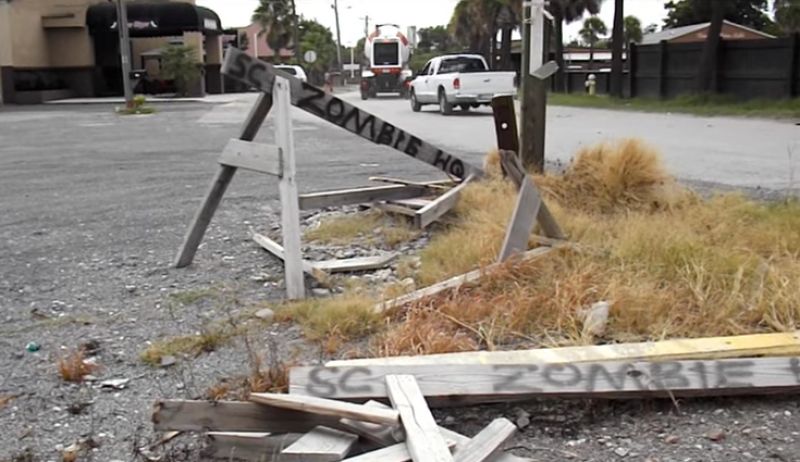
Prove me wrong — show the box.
[299,184,429,211]
[414,175,475,229]
[206,432,302,460]
[250,393,400,426]
[369,177,455,191]
[338,401,403,446]
[279,426,359,462]
[290,357,800,404]
[385,374,454,462]
[452,418,516,462]
[373,246,556,313]
[327,331,800,367]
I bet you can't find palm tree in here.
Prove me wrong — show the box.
[624,16,643,46]
[610,0,624,98]
[580,16,607,70]
[548,0,604,91]
[450,0,521,66]
[775,0,800,34]
[252,0,294,60]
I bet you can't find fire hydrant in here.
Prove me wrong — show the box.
[585,74,597,96]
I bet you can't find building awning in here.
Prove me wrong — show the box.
[86,2,222,37]
[42,11,86,29]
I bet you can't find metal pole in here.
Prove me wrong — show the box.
[333,0,343,70]
[350,46,355,79]
[116,0,133,107]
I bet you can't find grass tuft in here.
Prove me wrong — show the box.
[140,328,229,366]
[305,211,419,248]
[57,349,98,383]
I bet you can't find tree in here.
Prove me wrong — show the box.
[610,0,624,97]
[644,23,659,34]
[775,0,800,34]
[696,0,726,93]
[160,45,201,96]
[580,16,607,69]
[417,25,458,52]
[296,18,337,83]
[664,0,774,32]
[547,0,604,91]
[449,0,521,67]
[625,16,643,45]
[252,0,295,59]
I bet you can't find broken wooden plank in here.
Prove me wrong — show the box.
[452,418,516,462]
[299,185,428,211]
[344,439,457,462]
[439,427,530,462]
[327,331,800,367]
[338,400,402,446]
[374,246,555,313]
[250,393,400,426]
[174,92,273,268]
[218,138,282,176]
[391,198,434,209]
[490,96,520,153]
[291,357,800,404]
[369,177,454,190]
[313,254,397,273]
[498,177,542,262]
[280,426,358,462]
[153,400,342,433]
[414,175,475,229]
[373,202,419,217]
[222,48,483,180]
[386,375,453,462]
[206,432,302,461]
[252,233,326,278]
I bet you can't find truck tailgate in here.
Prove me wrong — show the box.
[457,72,516,97]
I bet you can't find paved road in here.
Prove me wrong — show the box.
[344,92,800,190]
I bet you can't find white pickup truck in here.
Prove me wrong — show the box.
[409,54,516,115]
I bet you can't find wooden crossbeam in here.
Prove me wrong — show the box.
[290,357,800,405]
[218,138,282,176]
[327,331,800,368]
[385,375,453,462]
[299,184,428,210]
[222,47,484,180]
[250,393,401,427]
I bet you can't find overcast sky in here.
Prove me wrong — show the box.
[195,0,680,46]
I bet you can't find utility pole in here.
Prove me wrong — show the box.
[332,0,343,70]
[520,0,547,173]
[116,0,133,107]
[364,15,369,38]
[291,0,299,59]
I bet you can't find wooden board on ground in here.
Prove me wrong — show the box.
[369,177,454,190]
[253,233,320,276]
[250,393,401,426]
[153,400,342,433]
[372,202,419,217]
[280,426,358,462]
[385,375,454,462]
[291,357,800,404]
[299,185,428,211]
[497,177,542,262]
[338,401,402,446]
[414,176,475,229]
[206,432,302,461]
[344,440,457,462]
[374,246,555,313]
[327,331,800,367]
[222,47,484,180]
[218,138,282,176]
[452,418,516,462]
[313,254,397,273]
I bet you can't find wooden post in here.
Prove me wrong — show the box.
[490,96,520,153]
[520,1,547,173]
[657,40,668,99]
[174,93,273,268]
[274,76,305,300]
[787,33,798,98]
[628,42,638,98]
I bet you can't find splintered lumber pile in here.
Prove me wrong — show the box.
[153,375,526,462]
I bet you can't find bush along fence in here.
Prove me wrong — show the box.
[558,35,800,101]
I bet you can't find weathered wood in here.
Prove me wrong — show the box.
[374,246,555,313]
[327,331,800,368]
[498,177,542,262]
[452,418,516,462]
[385,375,453,462]
[152,400,342,433]
[206,432,302,461]
[222,48,483,180]
[439,427,530,462]
[280,426,358,462]
[252,233,320,277]
[372,202,419,217]
[218,138,282,176]
[250,393,400,427]
[174,93,273,268]
[300,185,428,211]
[338,401,402,446]
[391,198,433,209]
[344,439,457,462]
[490,96,519,153]
[368,177,454,190]
[314,254,397,273]
[414,176,475,229]
[274,76,305,300]
[498,151,564,240]
[291,357,800,404]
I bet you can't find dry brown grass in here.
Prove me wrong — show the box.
[0,395,14,410]
[140,328,230,366]
[57,350,98,383]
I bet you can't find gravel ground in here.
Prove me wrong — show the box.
[0,100,797,461]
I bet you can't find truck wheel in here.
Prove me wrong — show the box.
[460,104,471,112]
[438,90,453,115]
[410,91,422,112]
